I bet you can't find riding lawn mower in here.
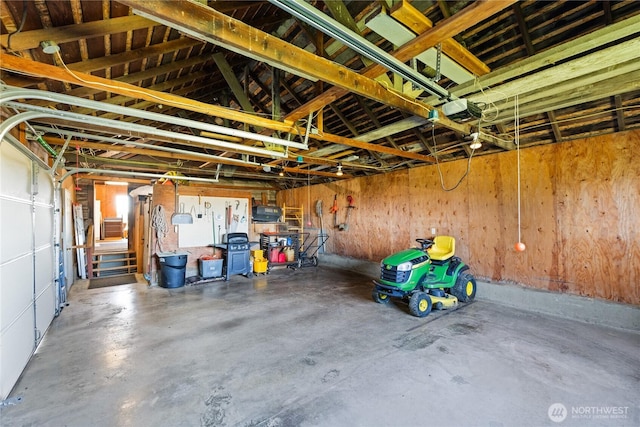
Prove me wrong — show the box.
[372,236,477,317]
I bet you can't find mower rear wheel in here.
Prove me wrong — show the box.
[372,289,392,304]
[452,272,477,302]
[409,292,432,317]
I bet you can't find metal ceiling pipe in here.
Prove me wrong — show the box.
[0,85,308,150]
[0,111,51,146]
[32,126,262,168]
[0,114,220,183]
[58,168,219,185]
[3,101,288,158]
[268,0,453,100]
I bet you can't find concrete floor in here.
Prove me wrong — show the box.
[1,266,638,427]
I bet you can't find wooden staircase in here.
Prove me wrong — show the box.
[90,250,137,277]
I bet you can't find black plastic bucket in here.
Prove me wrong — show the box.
[157,254,188,288]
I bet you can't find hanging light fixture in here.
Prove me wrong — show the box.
[40,40,60,54]
[278,168,285,177]
[336,163,343,177]
[469,133,481,150]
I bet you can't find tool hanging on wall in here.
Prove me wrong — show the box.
[204,201,211,221]
[338,195,356,231]
[241,202,247,223]
[214,211,216,245]
[315,199,326,252]
[329,194,338,228]
[171,182,193,225]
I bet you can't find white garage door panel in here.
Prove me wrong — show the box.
[0,143,31,198]
[35,205,53,247]
[0,140,57,400]
[35,247,54,295]
[0,254,33,328]
[0,308,35,399]
[33,167,53,205]
[0,198,32,263]
[35,283,55,342]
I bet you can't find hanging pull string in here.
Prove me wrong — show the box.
[515,94,525,252]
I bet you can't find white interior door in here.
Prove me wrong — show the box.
[0,141,56,400]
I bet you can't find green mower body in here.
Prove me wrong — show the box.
[372,238,477,317]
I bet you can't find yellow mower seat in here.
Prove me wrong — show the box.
[427,236,455,261]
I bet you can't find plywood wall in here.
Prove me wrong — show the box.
[277,130,640,305]
[149,183,252,279]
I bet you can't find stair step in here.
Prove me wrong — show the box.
[91,250,137,277]
[93,256,136,264]
[93,265,137,273]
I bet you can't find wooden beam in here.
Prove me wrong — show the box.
[90,73,214,119]
[323,0,360,33]
[495,70,640,125]
[209,1,268,14]
[480,57,640,124]
[46,137,344,179]
[437,14,640,104]
[0,54,436,164]
[283,0,514,129]
[213,52,256,117]
[468,39,640,107]
[0,15,157,51]
[614,95,626,132]
[357,116,429,142]
[393,1,516,63]
[390,0,491,76]
[355,96,400,149]
[68,38,202,74]
[512,2,535,56]
[0,52,296,132]
[78,173,275,190]
[119,0,439,122]
[281,78,306,106]
[547,111,562,142]
[248,70,273,103]
[272,67,281,121]
[327,103,387,165]
[318,132,434,164]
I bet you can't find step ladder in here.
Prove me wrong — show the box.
[282,203,304,244]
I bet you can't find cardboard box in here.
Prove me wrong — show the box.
[199,258,223,278]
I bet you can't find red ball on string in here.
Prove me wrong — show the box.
[514,242,526,252]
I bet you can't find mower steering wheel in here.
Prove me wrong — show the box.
[416,238,434,251]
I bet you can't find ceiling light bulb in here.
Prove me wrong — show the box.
[278,169,284,177]
[40,40,60,54]
[336,165,343,176]
[470,140,482,150]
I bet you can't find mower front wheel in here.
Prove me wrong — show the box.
[452,272,477,302]
[372,289,392,304]
[409,292,432,317]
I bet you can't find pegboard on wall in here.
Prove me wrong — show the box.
[178,195,249,247]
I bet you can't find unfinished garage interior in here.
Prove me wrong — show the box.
[1,0,639,425]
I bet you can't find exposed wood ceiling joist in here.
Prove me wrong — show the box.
[1,0,638,190]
